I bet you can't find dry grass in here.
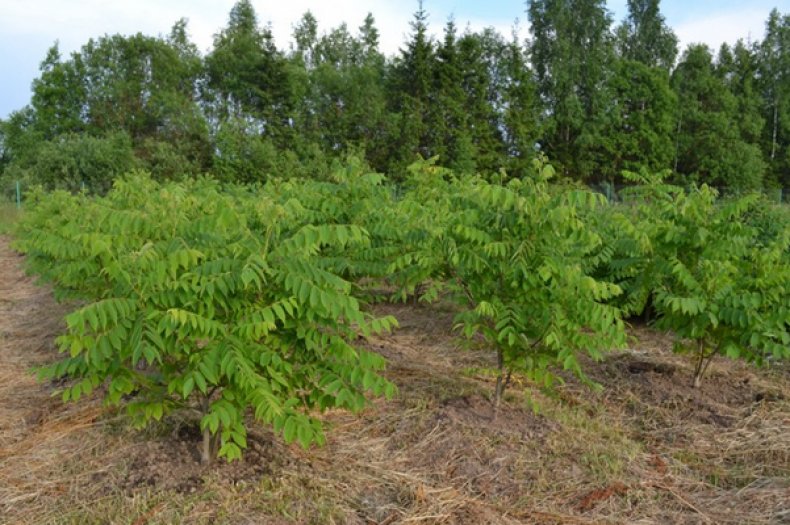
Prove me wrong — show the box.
[0,236,788,524]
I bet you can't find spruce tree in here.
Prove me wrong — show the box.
[672,44,765,190]
[431,20,476,172]
[358,13,382,64]
[457,29,507,175]
[600,58,676,182]
[293,11,319,69]
[351,14,390,171]
[388,2,435,174]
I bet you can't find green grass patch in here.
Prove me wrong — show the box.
[0,201,20,234]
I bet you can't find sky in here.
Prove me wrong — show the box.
[0,0,787,119]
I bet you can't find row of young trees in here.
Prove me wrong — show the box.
[1,1,789,192]
[14,159,790,461]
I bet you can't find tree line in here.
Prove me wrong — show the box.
[1,0,789,193]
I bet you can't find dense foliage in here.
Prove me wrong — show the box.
[1,1,789,194]
[14,157,789,463]
[592,173,790,386]
[391,159,626,409]
[14,172,399,462]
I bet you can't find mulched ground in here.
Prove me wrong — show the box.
[1,236,788,524]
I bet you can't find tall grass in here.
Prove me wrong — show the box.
[0,201,20,234]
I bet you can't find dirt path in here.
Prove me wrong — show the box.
[0,236,109,522]
[0,233,68,458]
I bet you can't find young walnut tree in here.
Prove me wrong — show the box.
[17,173,397,462]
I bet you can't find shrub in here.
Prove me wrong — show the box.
[15,172,397,462]
[595,172,790,387]
[391,158,626,412]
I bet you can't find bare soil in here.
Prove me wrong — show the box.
[1,236,788,524]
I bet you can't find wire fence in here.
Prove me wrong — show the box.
[589,183,789,204]
[4,179,790,209]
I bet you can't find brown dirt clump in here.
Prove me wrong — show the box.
[115,425,284,494]
[572,328,787,440]
[1,236,788,524]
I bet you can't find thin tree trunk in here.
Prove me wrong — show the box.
[692,341,719,388]
[693,340,706,389]
[674,113,682,173]
[200,395,214,465]
[698,344,720,387]
[494,349,504,415]
[642,299,652,324]
[202,426,212,465]
[493,349,511,421]
[693,371,703,389]
[771,100,778,161]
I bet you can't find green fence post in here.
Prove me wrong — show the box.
[16,180,21,209]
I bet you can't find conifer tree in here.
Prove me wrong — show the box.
[457,29,506,174]
[431,20,476,172]
[293,11,319,69]
[600,58,676,182]
[387,2,435,174]
[672,45,765,190]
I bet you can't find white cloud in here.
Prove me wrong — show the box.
[0,0,527,58]
[0,0,777,59]
[0,0,776,118]
[0,0,527,117]
[674,8,768,53]
[0,0,223,54]
[0,0,405,56]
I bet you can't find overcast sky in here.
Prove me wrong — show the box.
[1,0,787,119]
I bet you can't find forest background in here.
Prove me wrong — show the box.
[1,0,789,195]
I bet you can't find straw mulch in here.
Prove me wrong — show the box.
[1,236,787,524]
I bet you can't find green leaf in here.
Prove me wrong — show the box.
[182,376,195,398]
[297,424,313,449]
[193,371,207,394]
[283,417,297,444]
